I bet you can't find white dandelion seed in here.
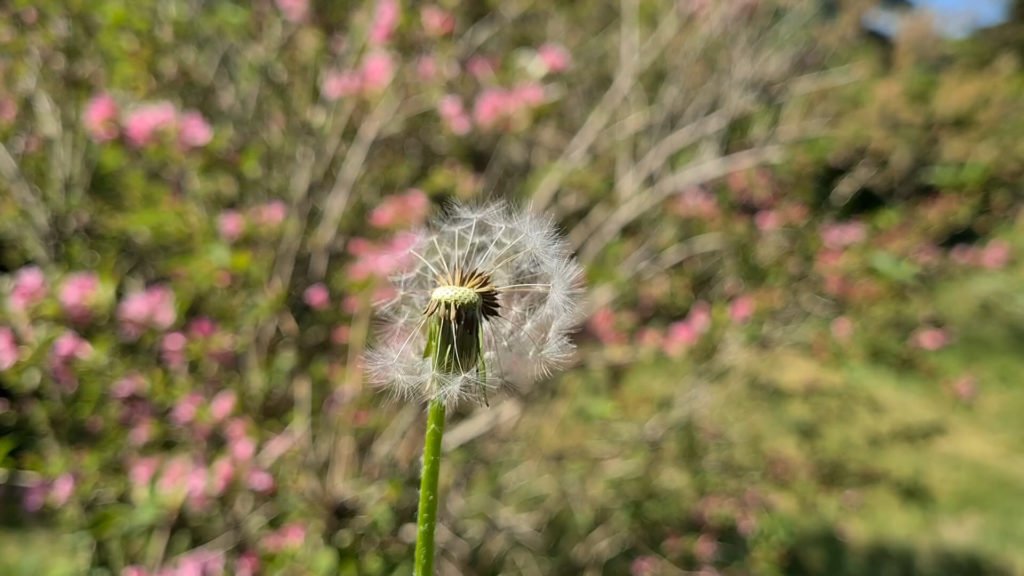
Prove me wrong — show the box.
[365,201,585,408]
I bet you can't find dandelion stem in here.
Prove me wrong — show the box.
[414,398,446,576]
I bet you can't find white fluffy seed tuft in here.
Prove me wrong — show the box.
[365,201,585,408]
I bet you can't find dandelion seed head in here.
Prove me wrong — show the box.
[366,201,584,408]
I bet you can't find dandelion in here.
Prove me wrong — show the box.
[365,201,584,575]
[366,201,584,407]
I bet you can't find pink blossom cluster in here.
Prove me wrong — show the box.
[303,283,331,310]
[347,232,417,281]
[59,272,101,323]
[830,316,855,342]
[117,285,177,339]
[275,0,309,22]
[438,95,472,135]
[472,83,546,131]
[536,43,572,74]
[949,239,1012,270]
[262,522,307,552]
[217,201,288,243]
[123,549,226,576]
[369,0,400,45]
[420,5,455,37]
[83,93,213,150]
[8,265,47,313]
[671,187,720,220]
[0,327,17,370]
[321,51,396,100]
[728,295,756,324]
[50,330,93,390]
[21,472,75,513]
[754,203,808,233]
[251,200,289,227]
[129,420,275,510]
[820,221,868,250]
[910,326,951,351]
[83,93,119,141]
[950,374,978,403]
[588,307,626,346]
[663,301,711,356]
[369,188,429,229]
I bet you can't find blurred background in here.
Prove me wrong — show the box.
[1,0,1022,574]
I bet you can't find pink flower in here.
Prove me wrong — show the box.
[247,468,275,494]
[262,523,306,552]
[688,301,712,333]
[663,321,698,357]
[695,533,719,563]
[420,5,455,36]
[50,330,93,390]
[369,0,400,45]
[588,307,625,345]
[911,327,951,351]
[347,232,417,281]
[112,373,145,398]
[729,295,755,324]
[22,480,47,513]
[52,331,93,362]
[821,221,867,250]
[415,55,439,81]
[630,556,659,576]
[161,331,188,370]
[210,390,237,422]
[129,456,160,489]
[9,265,47,313]
[369,188,430,229]
[0,97,16,126]
[360,51,395,92]
[49,473,75,507]
[754,209,782,232]
[466,56,496,79]
[950,244,975,266]
[117,285,177,339]
[122,566,150,576]
[210,457,234,496]
[185,464,209,508]
[321,69,363,100]
[472,84,545,130]
[59,272,100,322]
[537,43,572,74]
[979,239,1011,270]
[157,456,192,498]
[473,89,510,130]
[83,93,119,142]
[830,316,854,342]
[252,200,288,227]
[438,94,471,135]
[511,82,545,106]
[0,327,18,371]
[123,101,177,148]
[177,110,213,149]
[303,283,330,310]
[637,327,664,349]
[217,210,246,242]
[951,374,978,403]
[229,434,256,463]
[671,187,719,219]
[275,0,308,23]
[171,392,203,426]
[236,552,260,576]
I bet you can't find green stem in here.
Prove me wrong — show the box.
[414,399,446,576]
